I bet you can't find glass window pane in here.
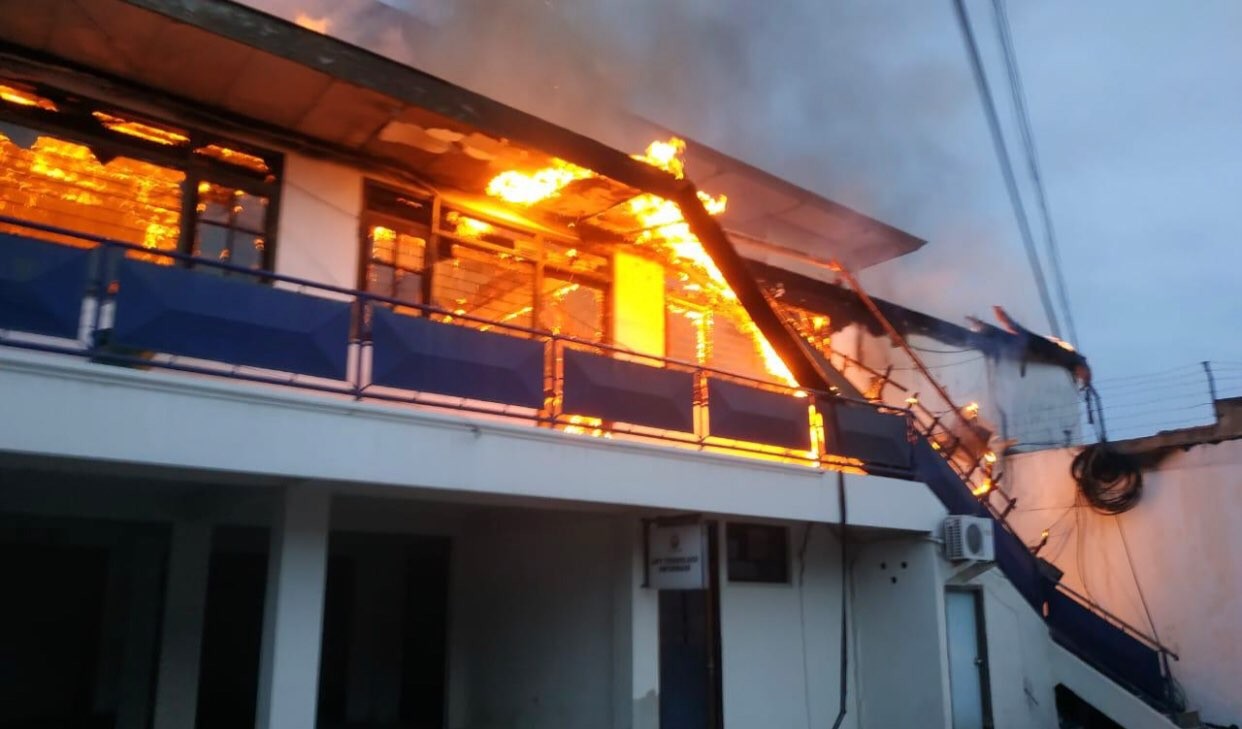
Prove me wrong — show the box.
[394,269,423,305]
[231,234,264,270]
[197,181,233,225]
[195,224,230,265]
[432,243,534,330]
[234,192,266,232]
[370,226,396,264]
[395,233,425,271]
[368,263,395,297]
[541,276,603,341]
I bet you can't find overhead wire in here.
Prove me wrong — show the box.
[950,0,1063,339]
[991,0,1079,346]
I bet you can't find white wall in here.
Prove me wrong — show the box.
[851,538,953,729]
[967,568,1060,729]
[1007,443,1242,726]
[717,522,856,729]
[274,153,362,290]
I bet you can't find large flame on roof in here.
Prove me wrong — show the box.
[627,139,796,387]
[483,137,796,387]
[486,159,593,205]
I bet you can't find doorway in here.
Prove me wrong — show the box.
[658,523,723,729]
[945,588,994,729]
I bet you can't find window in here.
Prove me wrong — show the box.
[0,79,281,273]
[359,183,431,311]
[194,181,268,273]
[726,523,789,583]
[358,180,610,341]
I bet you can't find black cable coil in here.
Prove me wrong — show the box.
[1071,443,1143,515]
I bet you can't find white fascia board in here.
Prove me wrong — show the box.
[0,349,945,531]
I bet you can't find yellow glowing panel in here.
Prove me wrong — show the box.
[0,132,182,259]
[0,84,57,111]
[93,112,189,147]
[612,251,666,356]
[195,144,270,174]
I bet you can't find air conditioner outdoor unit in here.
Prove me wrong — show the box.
[943,516,995,562]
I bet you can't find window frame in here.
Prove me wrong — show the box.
[357,179,613,343]
[0,79,283,273]
[725,522,791,585]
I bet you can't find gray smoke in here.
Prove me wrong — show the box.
[243,0,1046,329]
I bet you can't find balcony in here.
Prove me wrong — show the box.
[0,216,915,478]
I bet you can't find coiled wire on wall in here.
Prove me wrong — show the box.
[1074,385,1143,514]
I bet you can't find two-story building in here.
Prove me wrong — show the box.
[0,1,1195,728]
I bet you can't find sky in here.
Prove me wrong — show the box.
[247,0,1242,390]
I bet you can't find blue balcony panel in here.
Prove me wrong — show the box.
[561,349,695,433]
[822,399,911,470]
[112,261,351,379]
[707,378,811,450]
[1046,588,1166,703]
[0,233,90,339]
[370,308,545,409]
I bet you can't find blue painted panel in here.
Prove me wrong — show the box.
[370,308,545,408]
[111,261,351,379]
[0,233,89,338]
[561,349,695,433]
[822,399,911,469]
[1046,589,1167,703]
[707,378,810,450]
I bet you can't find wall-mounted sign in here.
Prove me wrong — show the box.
[648,523,707,590]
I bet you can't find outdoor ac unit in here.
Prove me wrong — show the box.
[943,516,995,562]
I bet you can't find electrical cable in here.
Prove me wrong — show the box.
[796,522,814,729]
[831,471,849,729]
[951,0,1063,339]
[1071,444,1143,515]
[991,0,1079,346]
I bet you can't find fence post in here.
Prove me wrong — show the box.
[1203,361,1218,423]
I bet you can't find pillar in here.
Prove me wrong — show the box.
[152,522,212,729]
[256,484,332,729]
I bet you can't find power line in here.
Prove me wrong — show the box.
[991,0,1079,346]
[951,0,1063,339]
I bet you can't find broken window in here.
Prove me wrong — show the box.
[0,79,281,272]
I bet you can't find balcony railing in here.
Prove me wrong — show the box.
[0,216,915,477]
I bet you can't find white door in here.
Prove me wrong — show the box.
[946,590,991,729]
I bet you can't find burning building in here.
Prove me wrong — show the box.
[0,2,1190,728]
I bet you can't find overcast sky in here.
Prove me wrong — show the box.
[252,0,1242,386]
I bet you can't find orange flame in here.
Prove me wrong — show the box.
[486,158,593,205]
[295,13,330,33]
[0,84,57,111]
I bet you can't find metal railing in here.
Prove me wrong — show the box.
[0,215,916,477]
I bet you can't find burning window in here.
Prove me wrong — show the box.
[434,238,537,329]
[0,127,182,260]
[0,79,281,272]
[358,180,609,341]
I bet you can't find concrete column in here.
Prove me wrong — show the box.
[614,518,660,729]
[256,484,332,729]
[152,522,212,729]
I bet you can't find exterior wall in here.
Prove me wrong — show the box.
[0,348,945,532]
[834,325,1081,450]
[1007,443,1242,726]
[273,153,363,290]
[852,538,953,729]
[717,522,856,729]
[968,568,1060,729]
